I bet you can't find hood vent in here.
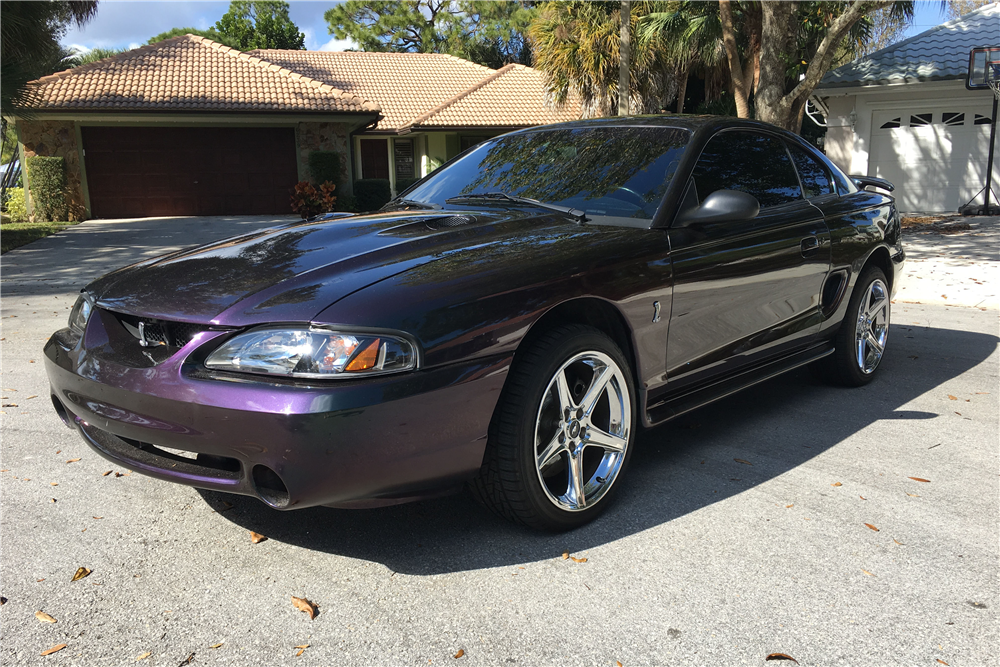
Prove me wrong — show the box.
[426,215,475,229]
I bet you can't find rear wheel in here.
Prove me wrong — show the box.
[822,266,891,386]
[471,325,636,531]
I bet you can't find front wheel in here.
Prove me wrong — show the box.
[822,266,891,386]
[471,325,636,531]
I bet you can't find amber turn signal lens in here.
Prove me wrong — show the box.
[345,338,380,372]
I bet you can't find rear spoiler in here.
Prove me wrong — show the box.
[851,175,894,192]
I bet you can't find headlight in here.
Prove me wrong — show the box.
[68,293,94,333]
[204,327,417,379]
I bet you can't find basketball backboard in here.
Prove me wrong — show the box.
[967,46,1000,90]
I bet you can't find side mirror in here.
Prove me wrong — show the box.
[674,189,760,227]
[851,175,894,192]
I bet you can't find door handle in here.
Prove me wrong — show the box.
[800,236,820,255]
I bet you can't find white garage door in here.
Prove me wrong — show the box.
[870,105,999,212]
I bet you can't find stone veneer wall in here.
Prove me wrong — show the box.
[297,122,353,197]
[17,119,86,221]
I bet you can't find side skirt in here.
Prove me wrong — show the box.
[644,342,834,426]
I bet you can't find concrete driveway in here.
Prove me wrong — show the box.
[1,215,997,666]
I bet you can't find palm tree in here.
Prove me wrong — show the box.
[529,1,672,118]
[1,1,100,116]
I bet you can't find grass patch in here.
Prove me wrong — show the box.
[1,220,80,254]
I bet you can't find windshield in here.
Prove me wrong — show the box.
[402,126,690,222]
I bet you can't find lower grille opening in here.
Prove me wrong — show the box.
[252,465,290,508]
[51,395,74,428]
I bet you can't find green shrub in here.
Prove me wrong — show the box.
[308,151,342,187]
[26,156,66,221]
[395,177,421,193]
[335,193,357,213]
[354,178,392,212]
[4,188,28,222]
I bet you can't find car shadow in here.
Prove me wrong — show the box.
[198,322,997,575]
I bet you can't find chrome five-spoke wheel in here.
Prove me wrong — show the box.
[471,325,636,530]
[855,277,889,374]
[534,351,631,512]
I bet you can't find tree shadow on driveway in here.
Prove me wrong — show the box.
[199,322,998,575]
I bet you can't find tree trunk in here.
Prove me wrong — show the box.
[718,0,750,118]
[619,1,631,116]
[676,64,688,114]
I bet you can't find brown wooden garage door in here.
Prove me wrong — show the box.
[81,126,298,218]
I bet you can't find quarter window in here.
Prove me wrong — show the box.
[692,131,802,208]
[786,144,835,198]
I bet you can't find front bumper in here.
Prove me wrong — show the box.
[45,326,510,509]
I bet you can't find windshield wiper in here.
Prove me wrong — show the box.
[384,198,441,210]
[445,192,587,223]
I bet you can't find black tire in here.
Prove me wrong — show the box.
[470,325,637,531]
[820,265,891,387]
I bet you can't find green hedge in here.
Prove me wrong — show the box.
[26,156,66,222]
[354,178,391,212]
[308,151,342,187]
[3,188,28,222]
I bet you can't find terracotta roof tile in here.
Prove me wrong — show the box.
[247,50,496,130]
[406,64,582,129]
[27,35,379,113]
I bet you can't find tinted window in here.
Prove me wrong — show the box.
[787,143,835,198]
[692,132,801,208]
[405,127,690,220]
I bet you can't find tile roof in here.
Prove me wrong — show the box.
[245,50,500,130]
[405,64,583,130]
[28,34,379,113]
[819,2,1000,89]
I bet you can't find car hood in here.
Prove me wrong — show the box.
[87,209,574,327]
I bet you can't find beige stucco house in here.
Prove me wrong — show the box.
[9,35,581,220]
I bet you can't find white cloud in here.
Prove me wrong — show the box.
[319,37,357,52]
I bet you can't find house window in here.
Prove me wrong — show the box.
[942,112,965,126]
[974,114,992,125]
[393,139,414,180]
[360,139,389,180]
[880,117,901,129]
[909,113,932,127]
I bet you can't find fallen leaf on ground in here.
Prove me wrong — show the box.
[864,523,879,532]
[908,477,931,483]
[294,645,309,649]
[50,483,58,486]
[114,472,124,477]
[137,652,151,660]
[785,504,793,508]
[249,531,267,544]
[27,395,37,399]
[862,569,875,576]
[734,458,752,465]
[71,567,91,581]
[0,597,7,605]
[210,643,224,649]
[859,495,866,500]
[947,395,957,400]
[178,653,195,665]
[570,556,588,563]
[561,551,569,560]
[765,653,798,663]
[291,596,318,619]
[617,662,623,667]
[35,611,57,623]
[65,458,80,463]
[296,649,305,657]
[831,482,842,487]
[93,516,103,519]
[102,471,112,476]
[453,649,465,659]
[893,538,904,545]
[936,660,949,665]
[906,493,920,497]
[40,644,67,656]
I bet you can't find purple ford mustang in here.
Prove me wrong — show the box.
[46,116,903,531]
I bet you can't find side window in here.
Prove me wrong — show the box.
[786,143,835,198]
[692,131,802,208]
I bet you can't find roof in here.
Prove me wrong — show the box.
[27,34,379,113]
[819,2,1000,89]
[246,50,495,131]
[404,64,583,130]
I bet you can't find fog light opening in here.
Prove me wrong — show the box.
[251,465,290,508]
[51,395,74,429]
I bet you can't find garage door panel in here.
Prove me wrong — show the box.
[870,105,996,211]
[82,126,298,218]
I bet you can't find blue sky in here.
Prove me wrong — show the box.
[62,1,354,52]
[62,0,951,54]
